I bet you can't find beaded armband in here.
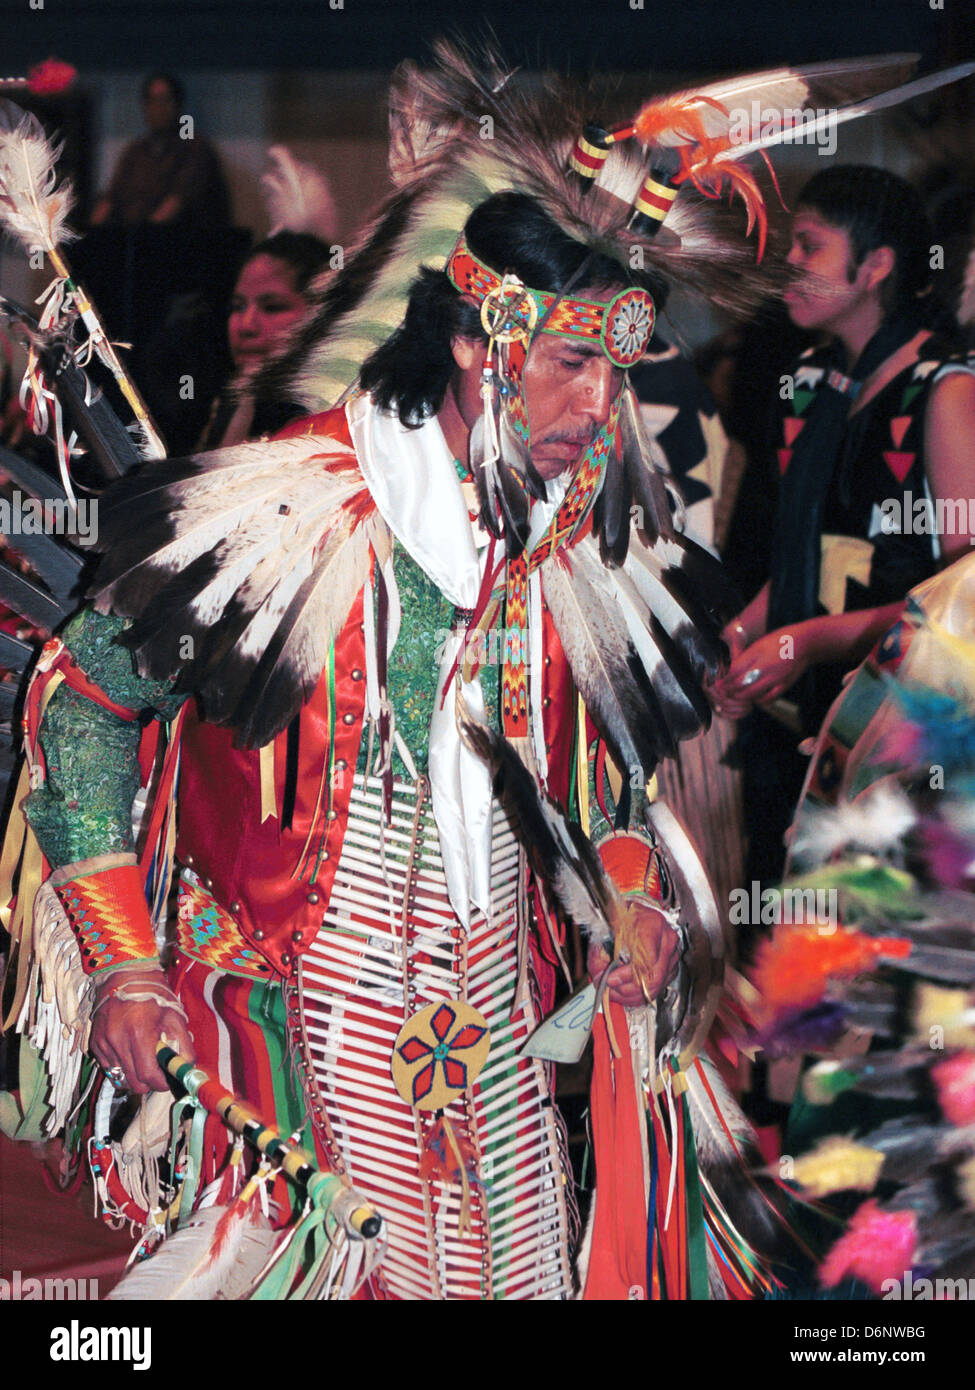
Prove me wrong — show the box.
[598,831,662,902]
[50,854,158,976]
[597,830,686,953]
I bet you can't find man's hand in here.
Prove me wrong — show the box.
[90,965,195,1094]
[587,901,680,1008]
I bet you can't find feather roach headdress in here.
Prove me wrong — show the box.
[84,43,974,762]
[259,42,974,417]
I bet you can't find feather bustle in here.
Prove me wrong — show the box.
[90,434,384,746]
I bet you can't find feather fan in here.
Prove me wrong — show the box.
[88,435,389,747]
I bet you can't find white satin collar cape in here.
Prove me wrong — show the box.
[346,393,563,927]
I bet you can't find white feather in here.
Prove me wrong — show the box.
[107,1204,279,1301]
[228,522,343,664]
[645,55,918,150]
[717,61,975,163]
[542,547,657,775]
[0,104,75,253]
[789,781,918,870]
[94,436,362,601]
[685,1053,754,1167]
[262,144,337,240]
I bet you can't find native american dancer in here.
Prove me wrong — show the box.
[3,44,972,1300]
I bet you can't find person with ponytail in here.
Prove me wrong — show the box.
[711,166,975,881]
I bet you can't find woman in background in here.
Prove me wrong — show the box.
[711,166,975,887]
[200,230,331,449]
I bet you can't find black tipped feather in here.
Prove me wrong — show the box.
[542,545,678,782]
[461,717,620,939]
[592,439,632,568]
[542,525,732,782]
[468,412,504,543]
[89,434,384,747]
[499,408,547,503]
[494,459,531,557]
[619,387,676,546]
[469,407,530,556]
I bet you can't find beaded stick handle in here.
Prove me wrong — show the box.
[156,1043,383,1240]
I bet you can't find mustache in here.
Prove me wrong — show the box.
[534,425,598,448]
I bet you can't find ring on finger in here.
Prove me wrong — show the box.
[106,1064,127,1089]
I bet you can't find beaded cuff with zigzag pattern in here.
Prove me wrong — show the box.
[51,855,158,975]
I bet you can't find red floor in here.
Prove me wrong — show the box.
[0,1133,133,1299]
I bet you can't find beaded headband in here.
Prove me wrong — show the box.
[445,233,655,368]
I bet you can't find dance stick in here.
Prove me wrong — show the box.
[156,1043,383,1240]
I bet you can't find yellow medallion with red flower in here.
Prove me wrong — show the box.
[392,1001,491,1111]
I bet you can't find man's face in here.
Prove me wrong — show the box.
[143,79,180,134]
[521,323,624,481]
[451,286,625,483]
[784,208,873,334]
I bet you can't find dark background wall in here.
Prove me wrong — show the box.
[1,0,972,73]
[2,0,973,349]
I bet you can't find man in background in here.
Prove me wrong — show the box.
[90,72,229,229]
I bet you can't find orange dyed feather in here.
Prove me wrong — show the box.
[633,93,729,150]
[633,94,776,259]
[752,924,912,1017]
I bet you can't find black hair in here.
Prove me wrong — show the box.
[244,231,332,294]
[359,191,666,427]
[141,72,185,106]
[796,165,934,312]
